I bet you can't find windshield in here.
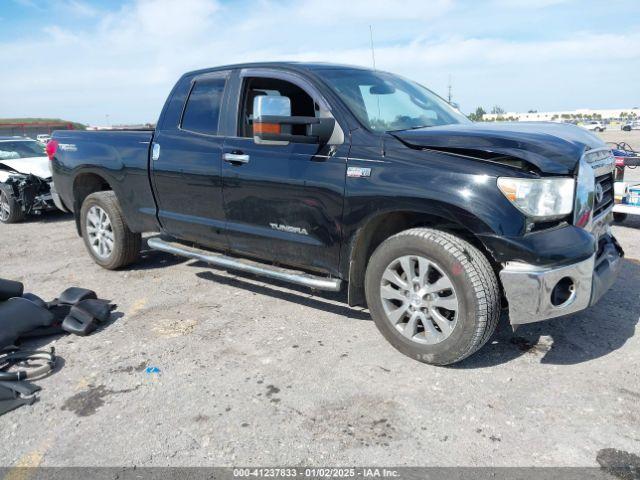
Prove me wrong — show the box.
[0,140,46,160]
[318,68,470,132]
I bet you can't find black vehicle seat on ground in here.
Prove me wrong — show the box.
[0,298,55,349]
[75,299,113,323]
[0,276,114,342]
[21,293,47,309]
[0,279,24,301]
[61,299,114,336]
[57,287,97,305]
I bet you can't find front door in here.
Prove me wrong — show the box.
[222,72,349,275]
[151,71,229,249]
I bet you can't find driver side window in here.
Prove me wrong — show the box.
[239,77,317,138]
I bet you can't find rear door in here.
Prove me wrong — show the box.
[221,69,349,276]
[151,71,230,249]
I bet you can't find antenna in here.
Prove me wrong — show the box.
[369,25,377,70]
[447,74,452,103]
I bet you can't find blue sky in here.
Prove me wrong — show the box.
[1,0,639,125]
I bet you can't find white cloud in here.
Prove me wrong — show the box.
[42,25,79,43]
[11,0,42,9]
[292,0,454,21]
[1,0,638,124]
[61,0,99,17]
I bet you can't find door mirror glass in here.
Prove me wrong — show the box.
[253,95,291,118]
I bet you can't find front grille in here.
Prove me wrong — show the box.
[594,172,614,217]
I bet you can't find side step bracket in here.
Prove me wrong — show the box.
[147,237,342,292]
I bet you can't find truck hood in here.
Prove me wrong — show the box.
[390,122,607,175]
[0,156,51,182]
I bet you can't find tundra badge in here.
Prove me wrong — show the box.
[270,223,309,235]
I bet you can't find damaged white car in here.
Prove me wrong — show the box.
[0,137,62,223]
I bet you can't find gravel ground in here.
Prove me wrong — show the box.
[0,134,639,468]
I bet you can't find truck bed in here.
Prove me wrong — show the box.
[51,129,159,233]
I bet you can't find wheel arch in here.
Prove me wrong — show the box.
[345,208,501,307]
[72,172,114,236]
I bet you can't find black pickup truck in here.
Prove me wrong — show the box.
[50,62,623,365]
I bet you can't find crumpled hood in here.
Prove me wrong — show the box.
[0,156,51,182]
[391,122,607,175]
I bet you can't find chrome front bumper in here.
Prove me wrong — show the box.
[500,235,623,325]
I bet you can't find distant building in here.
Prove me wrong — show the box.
[483,108,640,122]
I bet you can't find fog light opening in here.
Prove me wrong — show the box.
[551,277,576,307]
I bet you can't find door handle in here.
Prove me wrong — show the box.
[223,152,250,164]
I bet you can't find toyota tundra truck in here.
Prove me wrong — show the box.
[49,62,623,365]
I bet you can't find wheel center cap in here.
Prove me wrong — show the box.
[409,293,422,307]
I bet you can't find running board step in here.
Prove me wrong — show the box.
[147,237,342,292]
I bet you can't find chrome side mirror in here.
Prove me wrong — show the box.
[254,95,291,118]
[253,96,292,145]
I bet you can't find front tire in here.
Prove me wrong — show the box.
[80,191,141,269]
[0,183,25,224]
[365,228,500,366]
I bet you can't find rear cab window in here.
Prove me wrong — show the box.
[180,77,227,135]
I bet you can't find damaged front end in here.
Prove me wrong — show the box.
[1,173,56,222]
[0,138,60,223]
[390,123,623,326]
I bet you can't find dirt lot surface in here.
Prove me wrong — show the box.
[0,131,639,468]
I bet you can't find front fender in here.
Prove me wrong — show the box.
[340,143,531,306]
[339,197,510,278]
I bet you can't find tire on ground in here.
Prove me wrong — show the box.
[80,191,141,269]
[365,227,501,366]
[0,183,25,224]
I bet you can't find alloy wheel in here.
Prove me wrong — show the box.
[380,255,459,345]
[86,205,114,259]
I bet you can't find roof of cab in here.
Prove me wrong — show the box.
[182,61,372,78]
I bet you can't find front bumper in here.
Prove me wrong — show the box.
[49,182,68,213]
[500,234,624,325]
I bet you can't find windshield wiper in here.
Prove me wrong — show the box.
[386,125,433,133]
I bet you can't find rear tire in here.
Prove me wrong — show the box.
[80,191,141,269]
[365,228,500,366]
[0,183,25,224]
